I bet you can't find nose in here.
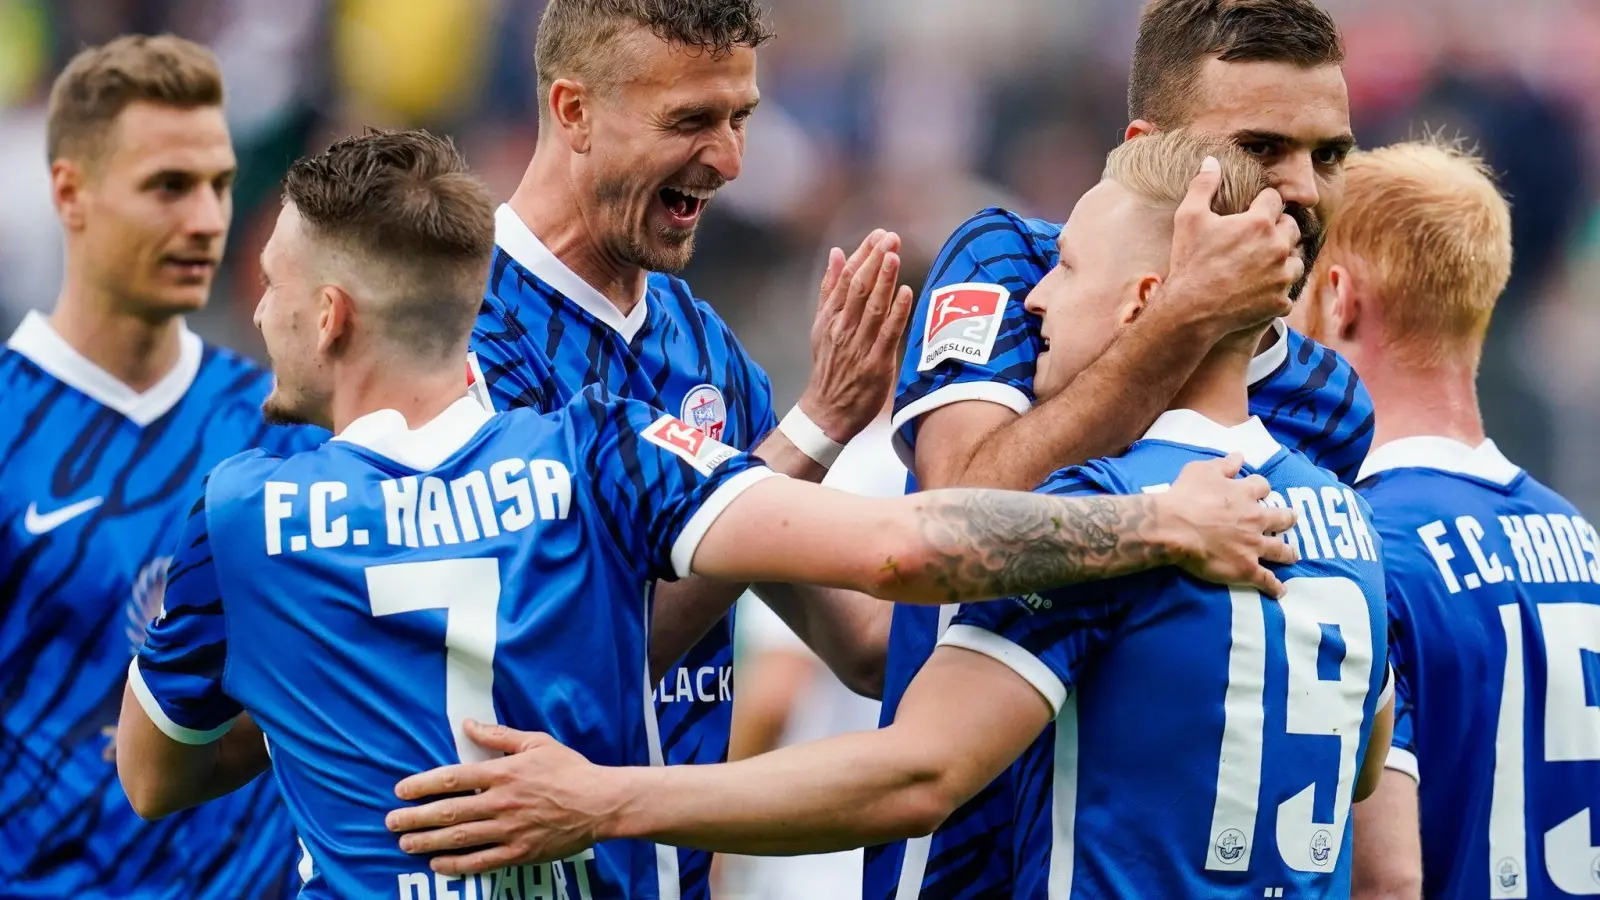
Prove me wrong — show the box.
[252,293,265,332]
[185,186,230,240]
[1024,289,1046,317]
[699,125,744,184]
[1267,152,1321,212]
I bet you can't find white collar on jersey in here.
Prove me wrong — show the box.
[1356,435,1521,486]
[1141,408,1282,468]
[333,396,493,471]
[4,310,203,427]
[494,204,651,343]
[1246,318,1290,388]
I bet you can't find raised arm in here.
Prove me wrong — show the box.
[693,453,1297,603]
[914,164,1303,492]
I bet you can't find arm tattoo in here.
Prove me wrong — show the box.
[908,490,1172,603]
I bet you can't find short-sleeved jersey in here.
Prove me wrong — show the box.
[865,207,1378,900]
[1357,437,1600,898]
[0,311,323,897]
[468,206,778,896]
[944,411,1391,899]
[130,390,774,899]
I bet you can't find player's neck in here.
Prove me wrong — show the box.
[1364,356,1486,451]
[50,274,185,392]
[328,360,471,436]
[509,151,650,317]
[1168,331,1259,426]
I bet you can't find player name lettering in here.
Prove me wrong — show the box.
[654,664,733,704]
[1262,484,1378,564]
[1417,511,1600,594]
[263,458,573,556]
[396,848,595,900]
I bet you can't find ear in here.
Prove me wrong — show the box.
[1125,120,1157,141]
[1326,264,1361,342]
[51,159,88,232]
[316,285,353,355]
[548,78,593,154]
[1124,274,1161,325]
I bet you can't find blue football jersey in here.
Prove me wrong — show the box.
[0,312,323,897]
[469,206,777,898]
[130,390,773,899]
[867,208,1378,900]
[1357,437,1600,898]
[945,411,1391,899]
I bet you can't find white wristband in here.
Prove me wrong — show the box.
[778,406,845,468]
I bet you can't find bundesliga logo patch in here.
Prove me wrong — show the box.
[680,383,728,441]
[642,414,739,476]
[917,282,1009,372]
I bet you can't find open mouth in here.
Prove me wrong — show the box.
[657,185,714,229]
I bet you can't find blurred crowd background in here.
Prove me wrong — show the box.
[3,1,1597,896]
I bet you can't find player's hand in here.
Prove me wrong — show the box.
[1160,156,1302,336]
[797,230,916,443]
[386,720,616,873]
[1158,453,1298,598]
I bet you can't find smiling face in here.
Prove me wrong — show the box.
[1028,180,1171,401]
[61,101,235,316]
[577,27,758,273]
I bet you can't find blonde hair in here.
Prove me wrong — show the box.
[1317,137,1512,368]
[46,34,224,165]
[1104,130,1269,216]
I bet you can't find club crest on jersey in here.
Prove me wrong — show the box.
[680,384,728,441]
[1213,828,1247,864]
[1496,857,1521,889]
[125,556,172,648]
[1309,830,1333,866]
[643,414,739,476]
[918,282,1009,372]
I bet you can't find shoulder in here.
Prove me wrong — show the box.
[1039,456,1135,497]
[203,448,294,508]
[193,343,273,401]
[932,208,1057,269]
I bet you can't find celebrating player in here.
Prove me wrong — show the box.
[381,132,1393,900]
[870,1,1373,895]
[0,35,318,895]
[113,128,1300,899]
[467,3,909,892]
[1294,140,1600,899]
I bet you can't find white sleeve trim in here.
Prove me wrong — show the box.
[672,467,781,578]
[1377,664,1395,711]
[888,382,1032,470]
[1385,746,1420,784]
[126,658,237,746]
[938,623,1068,716]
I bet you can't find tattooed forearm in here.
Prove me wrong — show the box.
[904,490,1175,603]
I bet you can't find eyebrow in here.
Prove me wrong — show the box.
[1230,128,1357,152]
[663,96,761,120]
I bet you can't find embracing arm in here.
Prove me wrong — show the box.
[116,687,270,820]
[692,454,1297,603]
[1351,767,1422,900]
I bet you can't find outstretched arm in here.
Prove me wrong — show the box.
[694,453,1297,603]
[387,644,1051,870]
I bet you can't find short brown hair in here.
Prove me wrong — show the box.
[1106,130,1268,216]
[1316,138,1512,368]
[1129,0,1344,127]
[283,129,496,359]
[47,34,224,163]
[535,0,774,100]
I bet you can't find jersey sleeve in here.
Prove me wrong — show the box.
[468,299,552,413]
[572,388,777,582]
[128,489,242,744]
[889,208,1056,468]
[1380,568,1421,783]
[935,465,1126,716]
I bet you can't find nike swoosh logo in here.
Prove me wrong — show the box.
[24,497,104,535]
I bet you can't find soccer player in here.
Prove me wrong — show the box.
[871,2,1374,895]
[1295,140,1600,899]
[0,35,318,895]
[467,3,916,893]
[114,128,1299,899]
[382,131,1393,900]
